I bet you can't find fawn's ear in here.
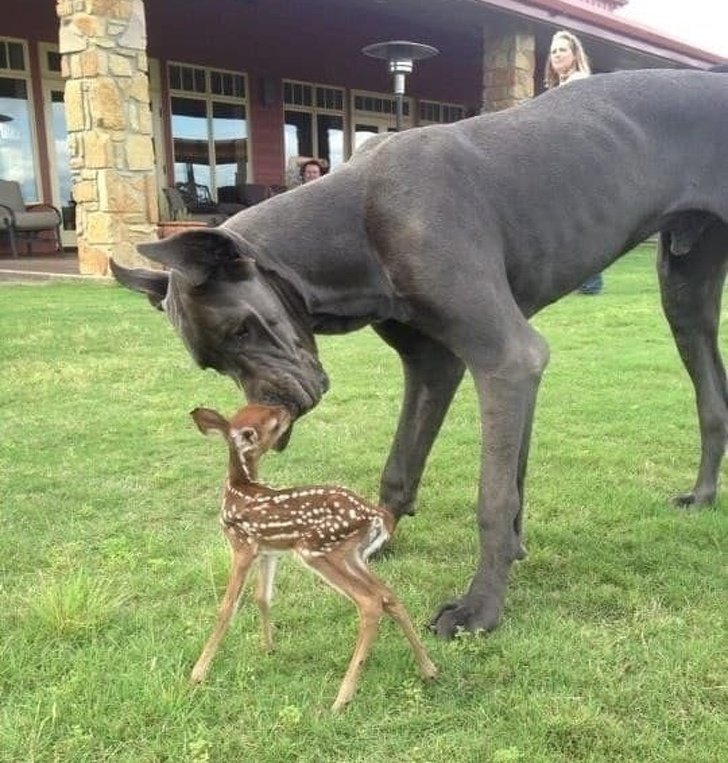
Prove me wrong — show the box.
[190,407,229,436]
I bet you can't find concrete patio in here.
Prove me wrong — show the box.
[0,251,96,282]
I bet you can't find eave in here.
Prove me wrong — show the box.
[471,0,724,67]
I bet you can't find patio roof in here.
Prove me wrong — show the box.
[473,0,724,67]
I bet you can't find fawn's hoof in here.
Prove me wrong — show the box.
[421,661,438,680]
[190,665,208,684]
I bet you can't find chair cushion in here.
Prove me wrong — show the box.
[13,211,60,230]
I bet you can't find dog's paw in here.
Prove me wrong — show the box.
[672,490,715,509]
[673,491,696,508]
[428,598,500,640]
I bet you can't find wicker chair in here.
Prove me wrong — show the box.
[0,180,62,257]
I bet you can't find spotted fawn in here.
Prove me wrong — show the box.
[189,404,437,712]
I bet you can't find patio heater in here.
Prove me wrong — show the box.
[361,40,439,131]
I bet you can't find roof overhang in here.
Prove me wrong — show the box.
[472,0,724,68]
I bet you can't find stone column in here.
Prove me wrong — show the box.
[57,0,158,275]
[482,26,536,113]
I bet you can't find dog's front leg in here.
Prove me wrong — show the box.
[430,323,549,637]
[374,321,466,522]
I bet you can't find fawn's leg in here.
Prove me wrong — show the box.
[254,553,279,653]
[349,556,437,680]
[191,542,257,683]
[300,552,384,712]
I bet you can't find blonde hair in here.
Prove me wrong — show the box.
[544,30,591,89]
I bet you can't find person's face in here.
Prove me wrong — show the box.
[550,37,575,76]
[303,163,322,183]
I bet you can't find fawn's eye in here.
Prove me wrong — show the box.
[240,427,257,444]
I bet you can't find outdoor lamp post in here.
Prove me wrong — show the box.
[361,40,439,131]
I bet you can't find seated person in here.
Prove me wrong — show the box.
[301,158,325,183]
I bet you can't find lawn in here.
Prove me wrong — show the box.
[0,244,726,762]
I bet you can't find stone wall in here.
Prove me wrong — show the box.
[57,0,158,275]
[482,28,536,112]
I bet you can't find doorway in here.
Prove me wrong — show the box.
[40,45,75,248]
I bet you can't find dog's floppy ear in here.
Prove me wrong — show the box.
[110,259,169,310]
[137,228,256,287]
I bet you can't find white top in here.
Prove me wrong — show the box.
[560,70,590,85]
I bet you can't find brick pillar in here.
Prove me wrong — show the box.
[57,0,158,275]
[482,27,536,113]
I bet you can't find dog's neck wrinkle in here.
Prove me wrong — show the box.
[259,266,316,346]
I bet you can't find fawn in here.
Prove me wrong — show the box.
[189,404,437,712]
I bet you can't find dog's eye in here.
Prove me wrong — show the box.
[233,324,250,342]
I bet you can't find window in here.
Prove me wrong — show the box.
[0,38,38,201]
[168,63,249,199]
[418,100,465,125]
[350,89,413,150]
[48,89,73,229]
[40,43,74,236]
[353,92,410,118]
[0,39,25,72]
[283,80,344,172]
[45,49,62,75]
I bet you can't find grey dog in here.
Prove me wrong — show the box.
[113,68,728,638]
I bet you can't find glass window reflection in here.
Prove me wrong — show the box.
[353,123,380,151]
[282,81,345,173]
[212,101,247,191]
[169,67,249,199]
[0,76,37,200]
[284,110,312,166]
[317,114,343,169]
[171,96,211,191]
[50,89,74,228]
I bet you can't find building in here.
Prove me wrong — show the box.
[1,0,723,273]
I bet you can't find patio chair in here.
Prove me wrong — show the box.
[162,187,226,226]
[217,183,272,213]
[0,179,62,258]
[241,183,271,206]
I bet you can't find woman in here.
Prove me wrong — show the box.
[544,29,591,89]
[544,30,603,295]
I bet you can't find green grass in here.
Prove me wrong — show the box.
[0,244,726,762]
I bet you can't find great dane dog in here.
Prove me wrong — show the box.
[112,69,728,638]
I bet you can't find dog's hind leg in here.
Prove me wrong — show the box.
[658,220,728,506]
[373,321,466,522]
